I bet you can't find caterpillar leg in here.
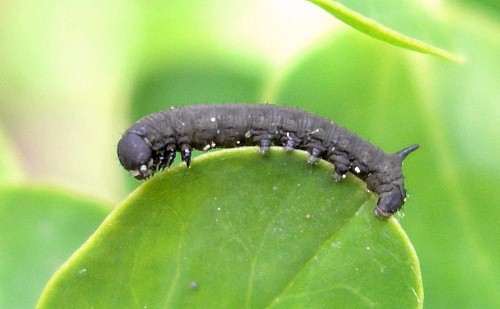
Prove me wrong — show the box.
[180,144,192,167]
[159,144,177,169]
[332,165,349,181]
[281,132,300,152]
[283,139,296,152]
[259,139,272,155]
[307,148,322,164]
[328,153,351,181]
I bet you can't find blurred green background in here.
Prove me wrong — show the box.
[0,0,498,308]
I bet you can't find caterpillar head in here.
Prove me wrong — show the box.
[117,132,154,180]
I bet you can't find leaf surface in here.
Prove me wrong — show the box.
[0,185,109,309]
[38,149,422,308]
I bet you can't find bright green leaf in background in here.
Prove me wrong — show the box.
[0,185,110,309]
[307,0,462,62]
[38,150,422,308]
[456,0,500,18]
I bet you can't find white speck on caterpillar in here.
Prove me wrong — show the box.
[354,166,361,173]
[210,117,216,122]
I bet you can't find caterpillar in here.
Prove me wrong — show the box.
[117,104,418,218]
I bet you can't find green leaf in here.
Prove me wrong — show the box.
[38,149,422,308]
[307,0,462,62]
[0,184,110,309]
[454,0,500,18]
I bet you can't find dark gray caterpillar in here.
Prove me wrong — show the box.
[117,104,418,218]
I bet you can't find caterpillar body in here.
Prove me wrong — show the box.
[117,104,418,218]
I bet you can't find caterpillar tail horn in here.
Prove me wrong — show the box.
[396,144,419,160]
